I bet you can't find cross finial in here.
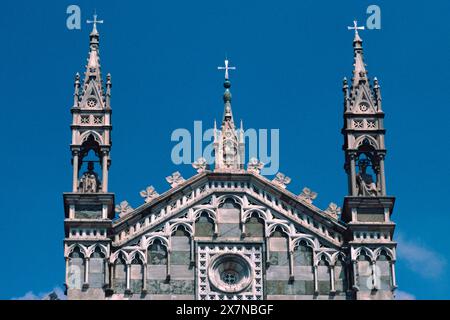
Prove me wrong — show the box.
[347,20,365,35]
[217,58,236,80]
[87,12,104,34]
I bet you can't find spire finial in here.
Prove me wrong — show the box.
[87,12,104,35]
[217,58,236,81]
[348,20,364,42]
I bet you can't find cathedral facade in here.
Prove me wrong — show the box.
[63,20,397,300]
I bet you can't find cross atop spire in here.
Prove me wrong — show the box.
[348,20,364,43]
[87,12,104,35]
[348,20,365,36]
[217,58,236,81]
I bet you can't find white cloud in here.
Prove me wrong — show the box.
[12,287,67,300]
[397,234,447,280]
[395,290,416,300]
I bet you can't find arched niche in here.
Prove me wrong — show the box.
[113,254,127,293]
[195,211,215,237]
[244,213,265,238]
[68,246,85,290]
[89,246,105,289]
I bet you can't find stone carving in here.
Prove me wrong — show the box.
[356,160,378,196]
[247,157,264,174]
[115,200,133,218]
[272,172,291,189]
[79,161,99,193]
[298,187,318,204]
[192,157,209,173]
[324,202,341,220]
[140,186,159,203]
[166,171,185,188]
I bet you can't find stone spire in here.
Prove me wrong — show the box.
[84,13,104,88]
[214,58,245,172]
[348,20,367,86]
[69,13,112,193]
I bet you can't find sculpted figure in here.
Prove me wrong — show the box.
[356,160,378,196]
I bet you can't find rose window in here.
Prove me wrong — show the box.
[208,254,252,293]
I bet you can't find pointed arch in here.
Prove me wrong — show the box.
[353,135,378,150]
[79,130,104,146]
[267,222,291,237]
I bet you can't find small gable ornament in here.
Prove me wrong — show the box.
[298,187,318,204]
[324,202,341,220]
[166,171,185,188]
[192,157,209,173]
[272,172,291,189]
[115,200,133,218]
[247,157,264,174]
[140,186,159,203]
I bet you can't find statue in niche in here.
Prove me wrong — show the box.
[356,159,378,196]
[79,161,100,193]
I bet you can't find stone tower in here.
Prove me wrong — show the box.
[63,15,115,299]
[341,23,397,299]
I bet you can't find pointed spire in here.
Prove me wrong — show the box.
[84,13,104,86]
[218,58,236,125]
[347,20,367,84]
[214,57,245,172]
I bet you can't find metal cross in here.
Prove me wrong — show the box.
[87,13,104,31]
[217,59,236,80]
[347,20,365,35]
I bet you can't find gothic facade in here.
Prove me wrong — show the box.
[63,20,397,300]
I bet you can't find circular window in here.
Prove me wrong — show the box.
[359,103,369,112]
[87,98,97,108]
[208,254,252,293]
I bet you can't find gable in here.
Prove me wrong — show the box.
[111,172,346,250]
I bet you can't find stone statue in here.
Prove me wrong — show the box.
[356,160,378,196]
[79,161,100,193]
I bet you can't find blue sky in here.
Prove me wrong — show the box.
[0,0,449,299]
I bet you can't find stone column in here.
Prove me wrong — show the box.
[126,264,131,291]
[72,150,79,192]
[84,258,90,285]
[352,260,359,291]
[110,263,115,290]
[102,150,108,192]
[371,261,377,290]
[330,266,335,293]
[379,155,387,196]
[349,153,357,196]
[313,265,319,294]
[391,261,397,288]
[142,264,147,291]
[166,250,171,280]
